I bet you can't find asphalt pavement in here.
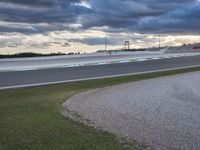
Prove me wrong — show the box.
[1,52,195,72]
[0,55,200,90]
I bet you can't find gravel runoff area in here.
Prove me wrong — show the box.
[62,71,200,150]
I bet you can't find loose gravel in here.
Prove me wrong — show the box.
[62,71,200,150]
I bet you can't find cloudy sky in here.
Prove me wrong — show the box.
[0,0,200,54]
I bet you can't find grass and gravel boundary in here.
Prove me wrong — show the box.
[0,66,200,150]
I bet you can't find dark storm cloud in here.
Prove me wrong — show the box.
[134,2,200,34]
[0,0,86,23]
[0,0,82,8]
[0,0,56,7]
[0,0,199,34]
[80,0,199,34]
[0,0,89,33]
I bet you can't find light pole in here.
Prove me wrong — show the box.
[105,35,107,51]
[105,35,111,56]
[159,34,161,49]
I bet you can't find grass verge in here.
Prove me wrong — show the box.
[0,66,200,150]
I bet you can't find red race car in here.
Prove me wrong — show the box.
[193,46,200,49]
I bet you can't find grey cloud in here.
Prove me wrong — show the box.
[0,0,80,8]
[134,3,200,34]
[0,0,200,35]
[80,0,199,34]
[0,0,84,23]
[0,37,23,48]
[0,0,89,33]
[69,33,155,46]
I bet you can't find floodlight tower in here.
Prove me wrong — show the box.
[124,41,130,50]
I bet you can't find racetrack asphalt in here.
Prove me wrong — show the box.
[0,55,200,90]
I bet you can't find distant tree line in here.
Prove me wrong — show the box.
[0,52,81,59]
[97,48,146,53]
[124,48,146,51]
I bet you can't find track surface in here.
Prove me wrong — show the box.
[0,55,200,89]
[1,52,195,71]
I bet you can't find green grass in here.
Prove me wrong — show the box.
[0,66,200,150]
